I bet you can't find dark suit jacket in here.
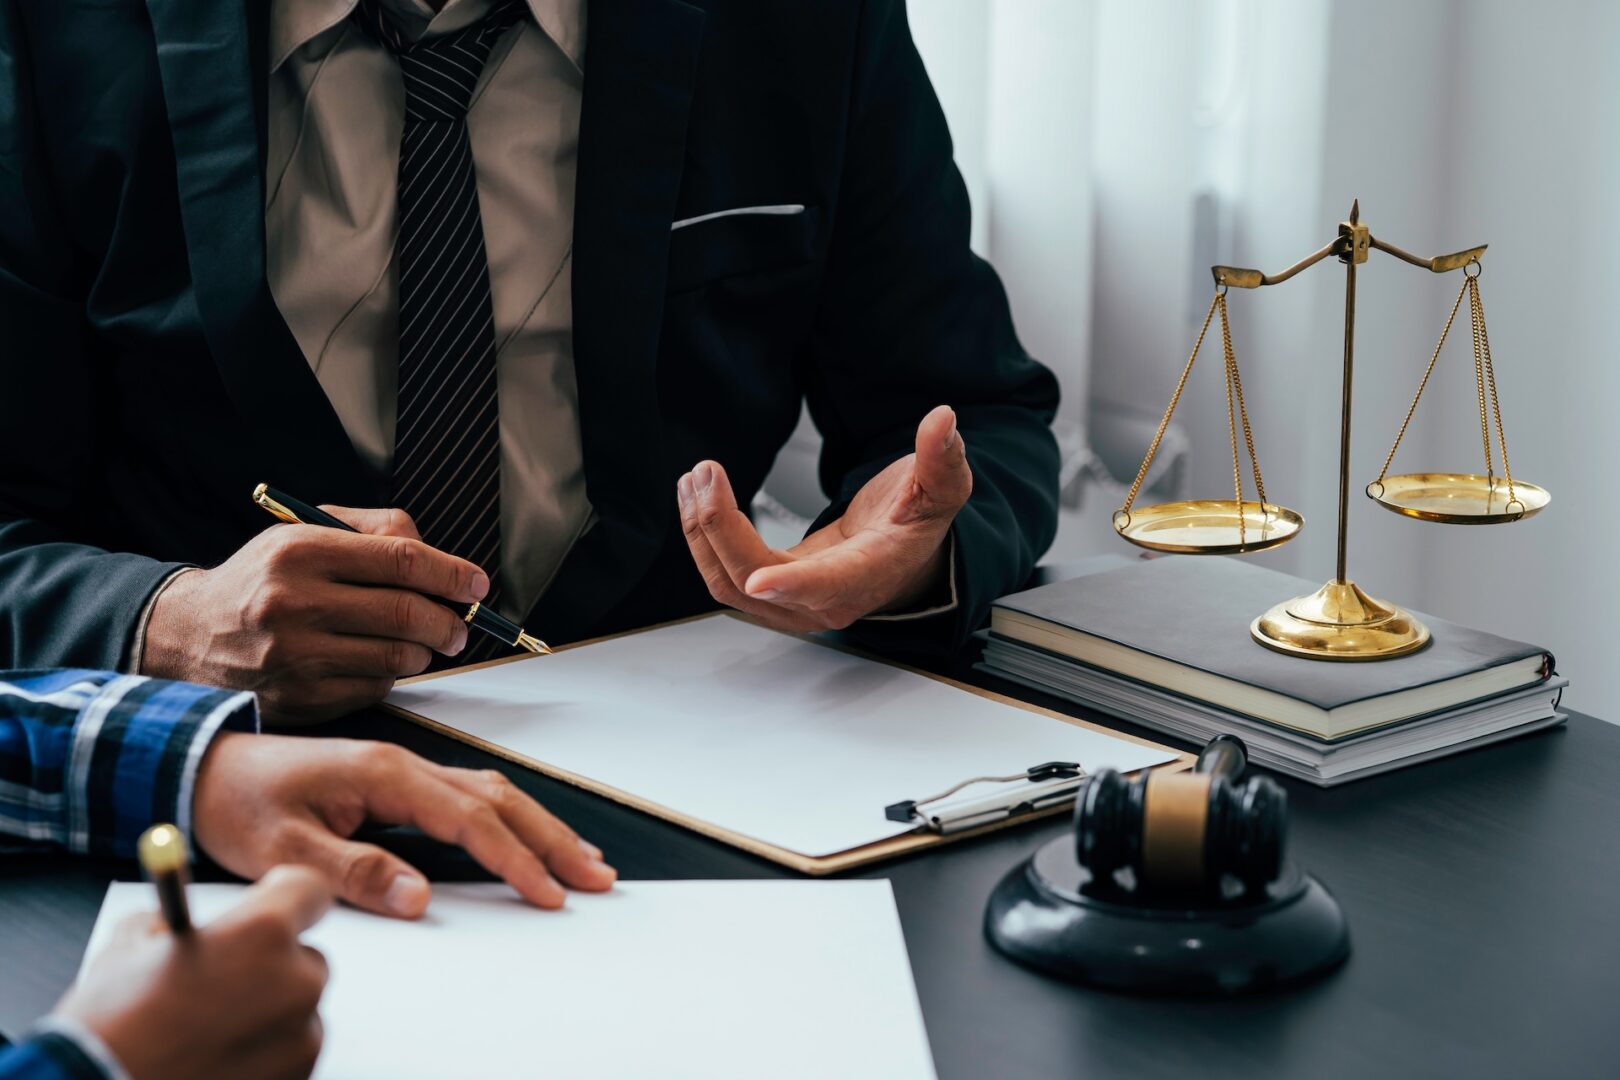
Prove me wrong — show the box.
[0,0,1060,670]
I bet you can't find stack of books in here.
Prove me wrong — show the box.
[978,556,1566,786]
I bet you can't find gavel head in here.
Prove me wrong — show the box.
[1074,759,1287,895]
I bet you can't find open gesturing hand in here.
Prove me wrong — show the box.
[677,404,970,631]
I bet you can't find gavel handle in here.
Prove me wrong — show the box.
[1196,734,1248,780]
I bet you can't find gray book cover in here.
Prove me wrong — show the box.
[993,556,1553,712]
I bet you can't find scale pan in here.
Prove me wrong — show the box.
[1113,500,1302,555]
[1366,473,1549,524]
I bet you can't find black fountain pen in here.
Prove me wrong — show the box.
[253,483,552,656]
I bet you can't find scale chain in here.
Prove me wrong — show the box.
[1220,296,1245,543]
[1374,275,1470,486]
[1215,293,1268,546]
[1117,291,1221,521]
[1469,272,1495,481]
[1221,295,1268,509]
[1117,288,1270,544]
[1372,261,1520,516]
[1471,275,1518,508]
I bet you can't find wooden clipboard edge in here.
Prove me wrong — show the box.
[385,612,1195,876]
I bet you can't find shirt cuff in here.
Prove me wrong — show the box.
[65,676,259,858]
[859,533,960,623]
[123,567,200,674]
[8,1016,130,1080]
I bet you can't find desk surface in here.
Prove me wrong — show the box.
[2,670,1616,1078]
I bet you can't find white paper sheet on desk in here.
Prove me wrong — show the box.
[387,614,1176,857]
[84,880,937,1080]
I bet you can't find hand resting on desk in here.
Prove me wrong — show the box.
[142,507,484,721]
[192,734,618,918]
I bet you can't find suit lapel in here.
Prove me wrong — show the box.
[144,0,378,506]
[532,0,705,640]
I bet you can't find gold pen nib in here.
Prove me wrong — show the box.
[516,631,553,655]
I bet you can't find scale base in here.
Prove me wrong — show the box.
[985,837,1349,995]
[1250,579,1430,661]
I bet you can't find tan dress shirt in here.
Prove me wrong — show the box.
[266,0,591,620]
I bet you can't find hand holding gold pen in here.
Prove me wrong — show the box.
[253,484,551,656]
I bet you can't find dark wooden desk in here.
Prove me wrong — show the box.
[3,677,1617,1078]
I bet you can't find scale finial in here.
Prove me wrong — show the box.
[1350,199,1360,224]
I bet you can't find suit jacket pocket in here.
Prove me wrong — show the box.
[665,205,819,294]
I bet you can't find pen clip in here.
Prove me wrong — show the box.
[253,483,306,526]
[884,761,1085,832]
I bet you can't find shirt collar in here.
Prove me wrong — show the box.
[270,0,584,74]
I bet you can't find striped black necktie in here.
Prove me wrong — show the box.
[355,0,526,662]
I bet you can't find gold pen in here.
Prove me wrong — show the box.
[138,824,193,936]
[252,483,552,655]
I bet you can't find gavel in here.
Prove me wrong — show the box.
[1074,734,1286,894]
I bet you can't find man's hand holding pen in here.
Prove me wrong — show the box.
[142,507,484,721]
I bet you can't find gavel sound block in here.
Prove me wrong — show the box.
[984,736,1349,995]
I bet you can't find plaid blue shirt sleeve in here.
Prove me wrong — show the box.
[0,1032,110,1080]
[0,1016,133,1080]
[0,669,258,858]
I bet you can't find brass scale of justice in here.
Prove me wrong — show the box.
[1112,201,1549,661]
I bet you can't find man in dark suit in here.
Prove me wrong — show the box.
[0,0,1059,720]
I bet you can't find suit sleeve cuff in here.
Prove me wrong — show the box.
[858,532,959,622]
[14,1016,131,1080]
[123,567,200,674]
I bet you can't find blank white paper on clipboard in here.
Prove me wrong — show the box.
[386,615,1178,858]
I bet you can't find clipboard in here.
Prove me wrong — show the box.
[383,613,1193,875]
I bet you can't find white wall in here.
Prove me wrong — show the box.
[1419,1,1620,715]
[1087,0,1201,420]
[908,0,992,257]
[982,0,1097,436]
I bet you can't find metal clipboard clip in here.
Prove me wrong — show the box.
[883,761,1087,836]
